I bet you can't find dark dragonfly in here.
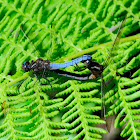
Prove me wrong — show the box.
[22,15,126,85]
[52,16,127,132]
[89,16,126,132]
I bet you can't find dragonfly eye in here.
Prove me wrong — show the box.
[22,61,31,72]
[84,60,91,68]
[86,60,90,65]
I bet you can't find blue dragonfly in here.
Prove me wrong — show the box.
[22,55,92,72]
[21,55,95,82]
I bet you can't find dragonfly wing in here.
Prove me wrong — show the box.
[103,16,127,69]
[101,17,127,132]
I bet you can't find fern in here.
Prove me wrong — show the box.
[0,0,140,140]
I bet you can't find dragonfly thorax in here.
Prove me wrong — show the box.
[33,58,50,72]
[22,58,51,73]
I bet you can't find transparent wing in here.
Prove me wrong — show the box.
[101,16,127,131]
[103,16,127,69]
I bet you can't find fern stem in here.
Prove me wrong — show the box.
[56,34,140,62]
[3,34,140,89]
[5,73,29,87]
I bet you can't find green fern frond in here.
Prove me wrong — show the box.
[57,80,106,139]
[0,0,140,139]
[106,76,140,139]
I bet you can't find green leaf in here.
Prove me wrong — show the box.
[0,0,140,140]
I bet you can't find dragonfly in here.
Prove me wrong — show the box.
[21,55,95,82]
[88,16,126,132]
[22,55,92,72]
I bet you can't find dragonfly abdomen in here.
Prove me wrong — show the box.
[52,69,93,80]
[50,55,92,69]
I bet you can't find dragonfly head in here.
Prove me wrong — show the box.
[84,60,103,77]
[22,61,31,72]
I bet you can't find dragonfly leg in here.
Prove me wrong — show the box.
[42,68,53,89]
[33,74,40,85]
[74,64,80,71]
[42,67,46,78]
[41,74,53,89]
[101,74,105,119]
[74,63,87,71]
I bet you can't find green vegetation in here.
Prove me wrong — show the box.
[0,0,140,139]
